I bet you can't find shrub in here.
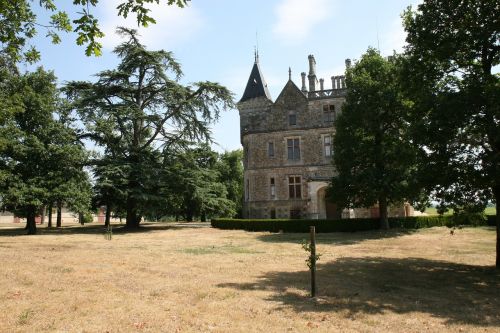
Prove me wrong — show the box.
[211,214,497,233]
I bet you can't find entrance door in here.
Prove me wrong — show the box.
[318,187,341,220]
[325,201,340,220]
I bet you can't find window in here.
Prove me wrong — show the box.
[287,138,300,160]
[288,114,297,126]
[270,178,276,199]
[268,142,274,157]
[270,208,276,219]
[324,135,332,157]
[323,104,336,123]
[288,176,302,199]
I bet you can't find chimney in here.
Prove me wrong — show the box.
[308,55,317,91]
[345,58,352,69]
[319,78,324,91]
[301,72,307,92]
[340,76,346,88]
[331,76,336,89]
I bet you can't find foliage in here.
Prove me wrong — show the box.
[162,143,237,221]
[211,215,496,232]
[0,65,91,234]
[0,0,189,63]
[328,48,423,229]
[64,28,233,227]
[216,149,243,217]
[402,0,499,266]
[301,239,321,269]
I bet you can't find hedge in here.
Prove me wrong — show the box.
[211,214,497,233]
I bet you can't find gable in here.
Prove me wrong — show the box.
[274,80,307,108]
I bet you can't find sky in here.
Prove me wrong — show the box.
[28,0,421,152]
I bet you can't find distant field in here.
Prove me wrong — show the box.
[424,206,496,216]
[0,223,498,332]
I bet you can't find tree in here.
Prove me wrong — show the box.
[92,156,128,226]
[64,28,233,228]
[0,66,91,234]
[0,0,189,63]
[216,149,244,218]
[164,144,236,221]
[403,0,500,267]
[328,48,422,229]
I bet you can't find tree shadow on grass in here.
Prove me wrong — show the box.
[218,257,500,326]
[256,229,417,246]
[0,221,210,236]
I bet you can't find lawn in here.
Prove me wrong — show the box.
[424,206,496,216]
[0,222,498,332]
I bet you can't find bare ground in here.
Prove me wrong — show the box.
[0,222,498,332]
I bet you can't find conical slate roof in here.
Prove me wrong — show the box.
[239,60,272,103]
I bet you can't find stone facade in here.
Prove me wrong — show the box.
[238,55,412,219]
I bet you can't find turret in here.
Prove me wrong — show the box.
[239,53,272,103]
[319,78,324,91]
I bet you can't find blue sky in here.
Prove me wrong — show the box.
[29,0,420,152]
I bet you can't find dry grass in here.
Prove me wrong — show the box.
[0,222,498,332]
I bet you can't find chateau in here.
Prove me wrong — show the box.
[237,54,413,219]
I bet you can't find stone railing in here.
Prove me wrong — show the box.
[307,88,347,100]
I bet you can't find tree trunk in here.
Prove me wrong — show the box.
[186,210,194,222]
[379,195,389,230]
[126,194,141,228]
[26,207,37,235]
[79,212,84,225]
[105,205,111,227]
[47,204,53,228]
[56,202,62,228]
[494,186,499,269]
[201,211,206,222]
[40,206,45,225]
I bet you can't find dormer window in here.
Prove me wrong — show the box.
[323,104,336,123]
[288,113,297,126]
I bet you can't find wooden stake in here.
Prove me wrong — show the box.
[310,226,317,297]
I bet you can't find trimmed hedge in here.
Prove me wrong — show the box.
[486,215,497,227]
[211,214,497,233]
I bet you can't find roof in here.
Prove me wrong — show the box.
[239,60,272,103]
[274,79,307,104]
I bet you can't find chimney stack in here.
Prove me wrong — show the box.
[301,72,307,92]
[319,78,324,91]
[308,55,317,91]
[345,58,352,69]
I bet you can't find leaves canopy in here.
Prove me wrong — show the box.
[0,65,91,233]
[403,0,500,213]
[329,48,422,227]
[0,0,189,63]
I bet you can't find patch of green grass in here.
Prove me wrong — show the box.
[424,207,452,216]
[17,309,33,325]
[485,206,496,215]
[181,244,263,255]
[425,206,496,216]
[50,266,74,273]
